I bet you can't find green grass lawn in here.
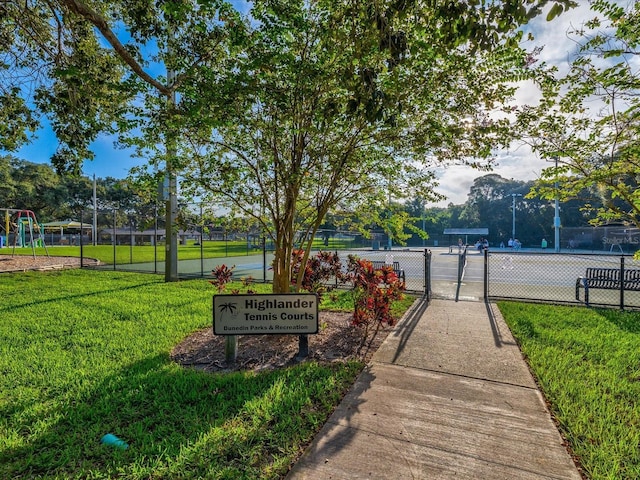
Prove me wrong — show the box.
[0,240,260,264]
[0,270,413,479]
[498,301,640,480]
[0,237,363,265]
[9,267,634,479]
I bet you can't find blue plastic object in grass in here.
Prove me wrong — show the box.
[100,433,129,450]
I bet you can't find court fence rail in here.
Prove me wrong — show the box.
[76,239,640,310]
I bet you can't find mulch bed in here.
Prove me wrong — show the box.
[171,311,392,373]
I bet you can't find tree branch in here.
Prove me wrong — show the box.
[61,0,171,96]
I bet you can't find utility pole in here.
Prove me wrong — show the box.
[92,174,97,246]
[553,156,561,253]
[511,193,523,241]
[165,66,179,282]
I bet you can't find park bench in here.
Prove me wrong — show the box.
[575,267,640,306]
[371,260,406,282]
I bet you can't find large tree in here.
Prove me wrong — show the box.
[2,0,246,279]
[166,0,577,293]
[0,156,155,228]
[404,173,600,248]
[1,0,245,173]
[518,0,640,230]
[0,156,65,219]
[2,0,577,288]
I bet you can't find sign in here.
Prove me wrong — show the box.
[213,293,319,335]
[157,176,169,202]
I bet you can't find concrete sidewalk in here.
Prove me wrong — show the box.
[287,299,582,479]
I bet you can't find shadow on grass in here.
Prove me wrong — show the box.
[597,308,640,334]
[284,365,375,478]
[1,353,360,479]
[485,301,520,347]
[0,276,162,313]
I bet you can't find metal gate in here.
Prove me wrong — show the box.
[425,246,485,301]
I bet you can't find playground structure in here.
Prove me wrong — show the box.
[1,209,49,258]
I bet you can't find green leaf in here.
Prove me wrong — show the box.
[546,3,564,21]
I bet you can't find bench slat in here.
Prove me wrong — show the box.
[371,260,406,282]
[576,267,640,305]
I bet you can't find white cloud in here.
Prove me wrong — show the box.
[430,146,548,207]
[9,1,631,209]
[522,2,596,73]
[432,1,632,207]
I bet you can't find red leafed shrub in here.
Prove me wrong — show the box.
[345,255,405,328]
[290,251,405,332]
[209,264,235,292]
[290,249,343,300]
[242,276,257,295]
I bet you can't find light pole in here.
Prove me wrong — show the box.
[511,193,523,241]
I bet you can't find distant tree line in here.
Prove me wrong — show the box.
[403,174,614,249]
[0,155,624,250]
[0,155,258,237]
[0,155,156,229]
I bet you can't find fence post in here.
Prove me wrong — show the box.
[620,255,625,310]
[455,246,467,302]
[79,210,84,268]
[113,209,117,271]
[262,236,267,283]
[483,248,489,300]
[200,204,204,277]
[154,204,158,274]
[424,249,431,302]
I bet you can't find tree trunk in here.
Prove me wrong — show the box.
[270,191,315,358]
[271,192,297,294]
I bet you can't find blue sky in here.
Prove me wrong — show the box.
[15,118,140,179]
[11,0,254,180]
[8,1,631,205]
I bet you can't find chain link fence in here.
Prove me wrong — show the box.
[75,206,273,279]
[409,225,640,254]
[485,250,640,309]
[78,215,430,287]
[430,247,640,309]
[68,207,640,310]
